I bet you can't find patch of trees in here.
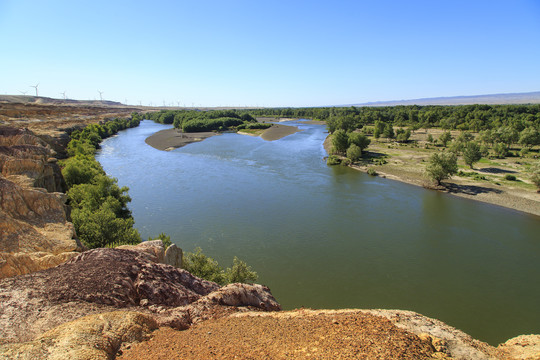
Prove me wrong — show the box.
[327,130,371,165]
[143,109,258,133]
[60,116,142,249]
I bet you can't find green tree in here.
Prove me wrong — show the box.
[331,129,349,154]
[226,257,258,284]
[346,144,362,162]
[373,120,384,139]
[183,247,227,285]
[61,156,103,187]
[439,131,452,147]
[383,123,394,139]
[518,127,540,149]
[348,132,370,152]
[395,128,411,143]
[71,203,140,249]
[425,151,458,185]
[493,142,508,158]
[463,142,482,168]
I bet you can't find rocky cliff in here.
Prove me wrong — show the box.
[0,126,83,279]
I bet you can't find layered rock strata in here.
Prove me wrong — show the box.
[0,126,82,279]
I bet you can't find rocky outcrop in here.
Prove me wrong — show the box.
[0,127,64,192]
[0,126,82,279]
[0,311,158,360]
[0,247,280,346]
[498,334,540,360]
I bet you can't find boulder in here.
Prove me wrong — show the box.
[164,244,183,268]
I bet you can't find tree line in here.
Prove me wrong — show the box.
[60,115,142,249]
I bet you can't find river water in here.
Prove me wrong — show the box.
[97,120,540,345]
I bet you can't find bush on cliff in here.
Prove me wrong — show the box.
[183,247,258,285]
[61,155,103,187]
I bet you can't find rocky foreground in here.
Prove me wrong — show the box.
[0,240,538,359]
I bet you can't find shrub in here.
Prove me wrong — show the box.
[504,174,517,181]
[326,155,341,165]
[183,248,258,285]
[348,132,370,152]
[226,257,258,284]
[367,168,378,176]
[346,144,362,162]
[341,158,352,166]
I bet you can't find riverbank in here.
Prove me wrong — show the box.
[324,132,540,217]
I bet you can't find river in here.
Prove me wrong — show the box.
[96,120,540,345]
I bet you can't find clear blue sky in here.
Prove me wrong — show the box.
[1,0,539,107]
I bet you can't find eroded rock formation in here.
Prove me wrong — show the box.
[0,126,82,279]
[0,311,158,360]
[0,246,280,347]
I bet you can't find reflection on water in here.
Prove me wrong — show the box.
[97,120,540,345]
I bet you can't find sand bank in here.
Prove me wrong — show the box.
[145,128,217,151]
[260,124,302,141]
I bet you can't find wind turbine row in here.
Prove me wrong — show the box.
[30,83,39,97]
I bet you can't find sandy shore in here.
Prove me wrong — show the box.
[145,128,217,151]
[323,136,540,217]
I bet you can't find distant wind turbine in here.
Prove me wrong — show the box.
[98,90,104,101]
[19,90,28,95]
[60,91,66,100]
[30,83,39,96]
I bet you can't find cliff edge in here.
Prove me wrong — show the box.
[0,126,83,279]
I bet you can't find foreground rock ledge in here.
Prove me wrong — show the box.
[118,310,539,360]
